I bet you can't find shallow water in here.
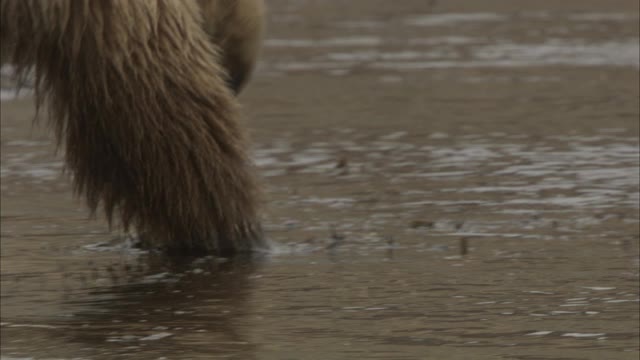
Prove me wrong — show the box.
[1,0,639,359]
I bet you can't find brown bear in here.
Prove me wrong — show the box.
[0,0,268,256]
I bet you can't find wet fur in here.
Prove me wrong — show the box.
[0,0,267,256]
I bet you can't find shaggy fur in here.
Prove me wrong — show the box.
[199,0,265,93]
[0,0,267,256]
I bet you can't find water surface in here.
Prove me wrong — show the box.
[2,0,639,359]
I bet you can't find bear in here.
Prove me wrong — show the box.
[0,0,268,256]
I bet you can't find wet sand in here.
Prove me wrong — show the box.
[1,1,639,359]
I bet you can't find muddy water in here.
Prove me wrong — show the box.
[1,0,639,359]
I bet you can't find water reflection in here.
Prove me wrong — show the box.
[2,255,264,359]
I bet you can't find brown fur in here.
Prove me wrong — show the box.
[199,0,265,93]
[0,0,267,256]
